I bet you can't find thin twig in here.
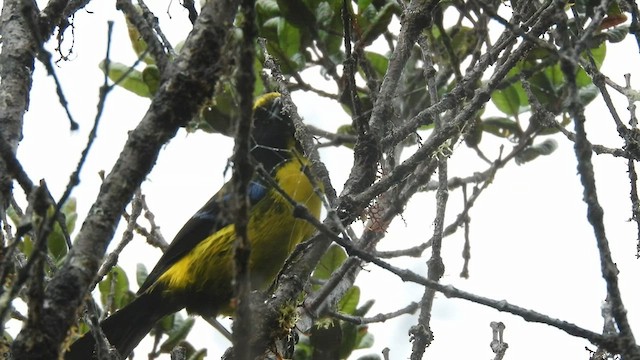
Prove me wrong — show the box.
[409,31,450,360]
[94,190,144,290]
[139,194,168,250]
[459,184,471,278]
[21,0,79,131]
[489,321,508,360]
[180,0,198,24]
[57,21,115,246]
[0,136,34,197]
[116,0,169,73]
[329,302,418,325]
[341,0,366,136]
[622,73,640,258]
[138,0,174,56]
[307,125,357,148]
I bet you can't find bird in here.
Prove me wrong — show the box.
[65,92,323,359]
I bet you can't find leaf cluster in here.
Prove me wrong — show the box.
[295,246,377,360]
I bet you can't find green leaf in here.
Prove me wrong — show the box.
[195,79,241,135]
[174,40,185,54]
[316,2,334,28]
[399,66,430,121]
[125,11,155,65]
[464,116,483,147]
[186,348,208,360]
[48,197,76,261]
[193,64,266,134]
[99,61,151,98]
[449,26,479,61]
[157,313,177,334]
[62,197,77,232]
[338,286,360,315]
[360,2,400,46]
[336,124,356,149]
[8,204,33,257]
[365,51,389,77]
[527,47,553,59]
[357,0,378,36]
[21,235,33,257]
[317,3,344,63]
[277,18,302,58]
[256,0,280,20]
[160,317,196,353]
[575,68,592,88]
[579,84,599,104]
[527,68,558,108]
[142,65,161,96]
[544,64,564,88]
[576,43,606,87]
[605,25,629,43]
[293,334,313,360]
[311,320,342,359]
[259,16,280,43]
[339,320,357,359]
[48,223,68,261]
[587,42,606,69]
[98,266,133,310]
[136,263,149,287]
[203,98,234,134]
[355,332,375,349]
[429,26,478,64]
[482,117,523,139]
[491,85,524,116]
[357,0,373,15]
[277,0,316,29]
[6,204,20,227]
[313,245,347,281]
[515,139,558,164]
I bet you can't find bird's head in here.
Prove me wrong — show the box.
[251,92,300,153]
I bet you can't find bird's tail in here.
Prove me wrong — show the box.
[65,288,181,360]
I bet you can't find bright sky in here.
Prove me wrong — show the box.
[12,1,640,359]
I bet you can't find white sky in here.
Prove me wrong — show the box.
[10,1,640,359]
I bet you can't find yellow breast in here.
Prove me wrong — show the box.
[156,155,322,315]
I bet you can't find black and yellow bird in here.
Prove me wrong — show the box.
[65,93,322,359]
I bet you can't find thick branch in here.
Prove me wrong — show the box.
[0,0,38,208]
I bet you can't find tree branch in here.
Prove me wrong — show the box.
[0,0,39,208]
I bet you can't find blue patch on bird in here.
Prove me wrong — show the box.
[218,181,267,206]
[248,181,267,204]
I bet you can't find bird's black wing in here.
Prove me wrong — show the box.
[137,179,268,294]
